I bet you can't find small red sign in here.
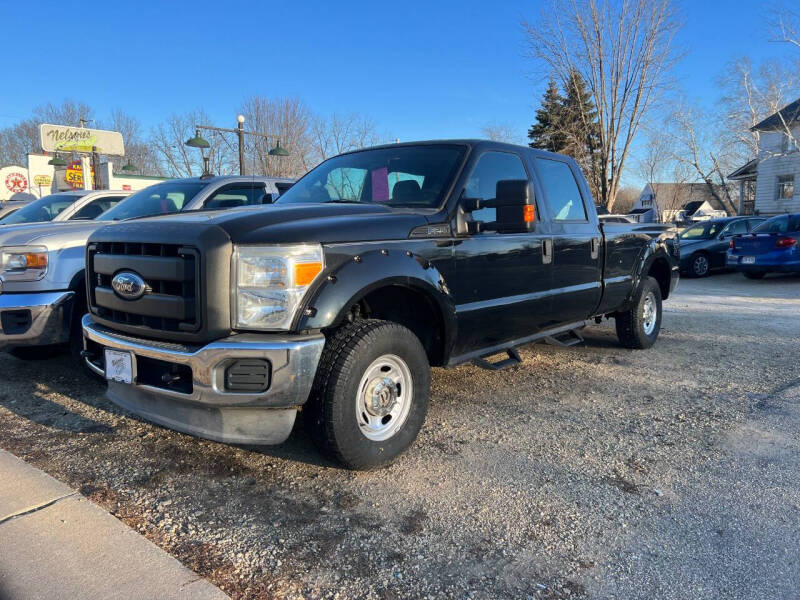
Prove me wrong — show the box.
[5,172,28,193]
[122,184,131,191]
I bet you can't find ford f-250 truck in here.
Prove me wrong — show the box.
[82,140,679,469]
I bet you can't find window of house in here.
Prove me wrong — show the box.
[535,158,587,221]
[777,175,795,201]
[465,152,529,224]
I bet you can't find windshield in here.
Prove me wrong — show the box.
[97,181,206,221]
[277,145,467,208]
[0,193,80,225]
[679,222,723,240]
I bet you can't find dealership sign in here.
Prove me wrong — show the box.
[65,160,93,189]
[40,124,125,155]
[33,174,52,186]
[5,172,28,193]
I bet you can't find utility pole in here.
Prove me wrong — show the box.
[237,115,245,176]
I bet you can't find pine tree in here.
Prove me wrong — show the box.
[528,79,566,152]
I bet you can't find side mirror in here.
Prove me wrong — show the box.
[462,179,534,233]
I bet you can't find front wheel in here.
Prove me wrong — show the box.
[615,276,662,349]
[304,319,430,470]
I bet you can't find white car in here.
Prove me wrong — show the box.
[0,190,131,226]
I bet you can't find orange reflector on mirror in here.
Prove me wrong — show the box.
[523,205,535,222]
[294,261,322,286]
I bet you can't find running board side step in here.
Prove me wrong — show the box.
[544,329,584,347]
[472,347,522,371]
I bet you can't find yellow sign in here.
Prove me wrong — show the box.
[33,174,52,186]
[65,161,93,189]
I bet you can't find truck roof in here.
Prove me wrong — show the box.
[342,139,571,162]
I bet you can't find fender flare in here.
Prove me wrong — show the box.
[626,239,674,306]
[296,248,456,335]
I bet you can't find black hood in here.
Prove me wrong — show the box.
[117,203,430,244]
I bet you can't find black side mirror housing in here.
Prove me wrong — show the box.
[462,179,534,233]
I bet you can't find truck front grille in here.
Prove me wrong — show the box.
[88,242,200,334]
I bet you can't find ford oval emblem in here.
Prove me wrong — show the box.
[111,271,147,301]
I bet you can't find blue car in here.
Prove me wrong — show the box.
[727,213,800,279]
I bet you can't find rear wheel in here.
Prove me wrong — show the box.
[615,276,662,349]
[743,271,766,279]
[304,319,430,470]
[689,252,710,277]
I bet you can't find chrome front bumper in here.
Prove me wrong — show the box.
[82,315,325,445]
[0,291,76,351]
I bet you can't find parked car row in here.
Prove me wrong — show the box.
[0,140,702,470]
[675,214,800,279]
[0,176,292,359]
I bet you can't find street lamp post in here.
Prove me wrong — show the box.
[186,116,290,177]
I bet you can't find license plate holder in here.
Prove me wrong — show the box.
[105,349,133,384]
[742,256,756,264]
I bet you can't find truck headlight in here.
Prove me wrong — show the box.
[0,246,48,281]
[232,244,324,331]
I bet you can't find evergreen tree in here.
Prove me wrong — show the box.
[528,79,566,152]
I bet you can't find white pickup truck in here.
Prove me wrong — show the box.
[0,176,293,360]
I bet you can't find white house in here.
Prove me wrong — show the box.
[729,98,800,216]
[630,183,730,223]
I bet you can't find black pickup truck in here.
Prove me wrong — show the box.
[82,140,679,469]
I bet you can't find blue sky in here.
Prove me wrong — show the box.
[2,0,795,150]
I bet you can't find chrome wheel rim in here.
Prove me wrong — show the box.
[693,255,708,276]
[356,354,413,441]
[642,292,657,335]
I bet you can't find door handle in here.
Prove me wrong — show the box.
[542,238,553,264]
[590,237,600,259]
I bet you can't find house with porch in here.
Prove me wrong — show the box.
[630,183,730,223]
[728,98,800,216]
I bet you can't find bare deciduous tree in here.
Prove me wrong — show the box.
[524,0,682,209]
[717,57,800,161]
[311,113,384,164]
[665,103,739,215]
[239,96,314,178]
[105,109,162,176]
[151,110,235,178]
[774,6,800,50]
[481,122,524,145]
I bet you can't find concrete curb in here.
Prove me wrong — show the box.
[0,449,229,600]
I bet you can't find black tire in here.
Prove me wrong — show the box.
[689,252,711,277]
[304,319,430,470]
[615,276,662,349]
[743,271,766,279]
[69,290,104,382]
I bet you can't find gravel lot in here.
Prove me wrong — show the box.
[1,272,799,599]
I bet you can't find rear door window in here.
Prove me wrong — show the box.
[534,158,587,221]
[70,196,125,220]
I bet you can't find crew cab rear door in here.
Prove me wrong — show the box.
[532,156,602,324]
[449,150,552,357]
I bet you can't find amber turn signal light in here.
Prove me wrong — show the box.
[523,205,535,222]
[294,261,323,286]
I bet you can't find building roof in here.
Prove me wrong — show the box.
[646,183,729,213]
[751,97,800,132]
[727,158,758,180]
